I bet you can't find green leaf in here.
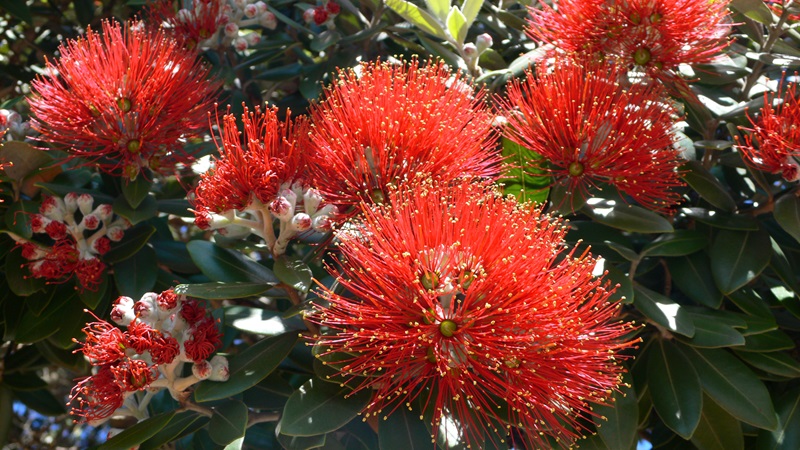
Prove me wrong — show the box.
[684,310,746,348]
[156,198,193,217]
[641,230,707,257]
[423,0,449,21]
[730,0,775,24]
[0,0,33,24]
[690,394,744,450]
[121,176,153,209]
[667,253,723,308]
[14,388,66,416]
[280,379,372,436]
[274,256,312,293]
[633,285,695,337]
[275,428,326,450]
[224,437,244,450]
[727,287,774,319]
[187,240,279,283]
[497,138,550,204]
[734,350,800,378]
[5,246,45,296]
[680,161,736,212]
[605,241,640,262]
[103,225,156,264]
[4,200,38,239]
[113,194,158,225]
[681,346,778,430]
[680,207,759,230]
[602,262,634,304]
[582,201,673,233]
[140,413,208,450]
[16,287,79,343]
[224,305,301,336]
[379,406,433,450]
[174,282,274,300]
[740,330,796,352]
[648,339,702,439]
[0,373,48,391]
[460,0,483,27]
[78,271,109,309]
[309,30,341,53]
[385,0,447,39]
[774,194,800,243]
[710,229,771,294]
[594,372,638,450]
[113,244,158,299]
[756,388,800,450]
[209,400,248,446]
[194,332,298,402]
[446,6,467,43]
[99,411,176,450]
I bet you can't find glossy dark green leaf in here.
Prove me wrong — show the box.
[605,241,640,262]
[582,201,673,233]
[641,230,707,257]
[727,288,774,319]
[0,373,48,391]
[731,0,776,24]
[594,372,638,450]
[633,285,695,337]
[103,224,156,264]
[275,427,326,450]
[648,339,702,439]
[25,287,55,316]
[113,194,158,225]
[153,240,199,273]
[99,411,176,450]
[209,400,248,445]
[680,161,736,212]
[667,253,723,308]
[681,346,778,430]
[140,412,206,450]
[690,394,744,450]
[187,240,279,283]
[121,176,153,209]
[379,405,433,450]
[710,229,771,294]
[274,256,313,293]
[774,194,800,243]
[5,246,45,296]
[3,200,37,239]
[174,282,274,300]
[113,244,158,299]
[155,198,193,217]
[684,310,746,348]
[194,332,298,402]
[680,208,759,230]
[16,287,79,343]
[280,379,372,436]
[756,388,800,449]
[224,305,302,336]
[497,137,550,204]
[603,263,634,304]
[14,388,65,416]
[734,350,800,378]
[0,0,33,23]
[740,330,795,352]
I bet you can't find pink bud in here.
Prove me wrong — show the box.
[476,33,493,53]
[77,194,94,215]
[193,360,212,380]
[244,3,258,18]
[303,8,315,23]
[255,1,268,14]
[245,32,261,46]
[107,227,125,242]
[82,214,100,230]
[291,213,312,232]
[233,37,248,51]
[64,193,79,213]
[259,12,277,29]
[224,22,239,37]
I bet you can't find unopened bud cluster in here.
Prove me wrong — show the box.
[0,109,33,140]
[303,1,340,27]
[197,181,337,256]
[12,193,130,290]
[70,289,228,424]
[172,0,277,51]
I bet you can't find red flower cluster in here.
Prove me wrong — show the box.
[28,20,219,179]
[148,0,228,49]
[527,0,731,81]
[311,180,636,448]
[304,2,340,25]
[738,80,800,182]
[72,289,225,423]
[193,106,308,223]
[501,60,685,212]
[308,60,501,217]
[17,193,128,290]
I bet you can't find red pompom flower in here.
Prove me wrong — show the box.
[29,20,219,179]
[311,179,637,448]
[737,80,800,182]
[527,0,731,82]
[308,60,502,217]
[501,60,685,212]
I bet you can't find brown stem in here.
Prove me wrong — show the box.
[741,6,794,100]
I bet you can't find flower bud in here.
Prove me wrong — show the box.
[77,193,94,215]
[312,215,333,232]
[245,32,261,47]
[313,7,329,25]
[303,8,315,23]
[30,214,48,233]
[134,293,158,322]
[244,3,258,18]
[255,1,268,14]
[234,0,247,9]
[111,296,136,325]
[92,236,111,255]
[476,33,493,54]
[192,360,212,380]
[107,226,125,242]
[259,11,277,29]
[94,204,114,221]
[81,214,100,230]
[64,193,79,214]
[40,196,66,221]
[269,196,293,220]
[463,43,478,58]
[233,37,248,51]
[224,22,239,37]
[209,355,230,381]
[326,1,341,14]
[783,159,800,182]
[291,213,312,232]
[303,188,323,215]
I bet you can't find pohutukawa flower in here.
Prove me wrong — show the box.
[28,20,219,179]
[501,60,685,213]
[308,59,502,218]
[527,0,731,82]
[148,0,228,49]
[737,80,800,182]
[311,179,637,448]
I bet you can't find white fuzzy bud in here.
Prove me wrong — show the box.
[193,361,213,380]
[244,3,258,17]
[245,32,261,46]
[233,37,248,51]
[291,213,312,232]
[224,22,239,37]
[64,192,79,214]
[476,33,493,54]
[77,194,94,215]
[259,11,277,29]
[209,355,230,381]
[255,1,268,14]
